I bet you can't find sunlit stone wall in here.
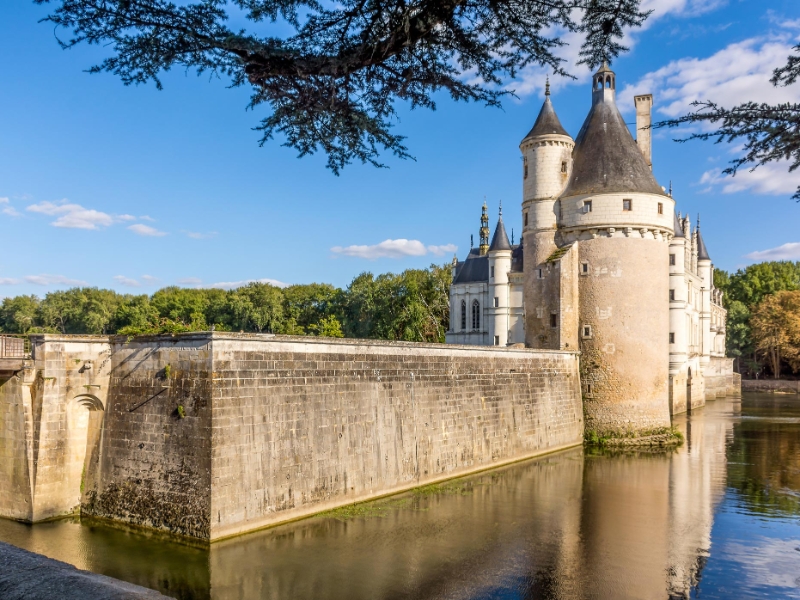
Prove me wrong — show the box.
[209,335,583,540]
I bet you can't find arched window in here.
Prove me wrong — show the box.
[460,300,466,331]
[472,300,480,330]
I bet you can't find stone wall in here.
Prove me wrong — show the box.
[209,336,583,540]
[741,379,799,394]
[703,357,740,399]
[0,374,32,521]
[81,336,213,539]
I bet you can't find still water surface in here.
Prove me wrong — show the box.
[1,392,800,599]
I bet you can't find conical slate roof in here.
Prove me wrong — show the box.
[561,66,666,198]
[489,215,512,251]
[697,227,711,261]
[673,212,684,238]
[522,82,570,141]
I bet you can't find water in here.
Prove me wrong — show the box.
[1,392,799,600]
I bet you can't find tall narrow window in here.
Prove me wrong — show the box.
[669,253,676,266]
[669,289,675,301]
[669,332,675,344]
[658,202,664,215]
[550,313,558,328]
[584,200,593,213]
[494,297,499,308]
[581,261,590,275]
[494,335,500,346]
[524,163,528,179]
[490,266,495,279]
[460,300,466,331]
[472,300,481,330]
[524,212,528,227]
[537,268,544,279]
[623,199,632,211]
[561,161,568,173]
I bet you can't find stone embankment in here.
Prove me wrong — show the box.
[0,541,171,599]
[741,379,800,394]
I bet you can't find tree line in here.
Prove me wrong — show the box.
[0,265,451,343]
[715,261,800,379]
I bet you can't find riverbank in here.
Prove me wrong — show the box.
[0,541,171,599]
[741,379,800,394]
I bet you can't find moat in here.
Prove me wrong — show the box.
[1,392,798,600]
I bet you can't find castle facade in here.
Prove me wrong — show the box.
[446,65,731,431]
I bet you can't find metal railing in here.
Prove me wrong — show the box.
[0,335,30,358]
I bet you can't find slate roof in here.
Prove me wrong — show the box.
[453,250,489,284]
[697,228,711,261]
[522,96,570,141]
[511,242,524,273]
[561,69,666,198]
[673,212,684,238]
[489,217,511,251]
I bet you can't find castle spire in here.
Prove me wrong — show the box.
[479,202,490,255]
[545,76,550,97]
[489,204,511,252]
[521,79,570,141]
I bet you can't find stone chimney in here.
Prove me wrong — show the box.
[634,94,653,170]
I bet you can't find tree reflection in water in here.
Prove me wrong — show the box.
[1,393,799,600]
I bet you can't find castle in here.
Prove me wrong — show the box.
[446,64,731,430]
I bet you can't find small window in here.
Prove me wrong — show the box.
[586,383,593,395]
[658,202,664,215]
[491,266,495,279]
[494,297,499,308]
[669,254,676,266]
[472,300,480,330]
[669,333,675,344]
[524,164,528,179]
[537,268,544,279]
[460,300,466,331]
[550,313,558,328]
[561,161,568,173]
[582,325,592,338]
[524,212,528,227]
[583,200,592,213]
[580,261,590,275]
[623,199,632,211]
[669,289,675,301]
[494,335,500,346]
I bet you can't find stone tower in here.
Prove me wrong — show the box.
[488,205,512,346]
[561,63,675,436]
[520,79,575,349]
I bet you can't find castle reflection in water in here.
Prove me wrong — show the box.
[5,394,800,600]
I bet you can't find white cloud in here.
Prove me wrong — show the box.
[699,161,800,196]
[209,278,289,289]
[113,275,141,287]
[128,223,167,237]
[141,275,160,284]
[0,197,21,217]
[117,214,137,222]
[619,36,800,116]
[24,274,87,286]
[0,278,21,285]
[331,239,457,260]
[178,277,203,286]
[640,0,727,19]
[27,200,115,230]
[427,243,459,257]
[139,215,156,222]
[183,230,218,240]
[745,242,800,261]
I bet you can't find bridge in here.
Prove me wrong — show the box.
[0,336,29,378]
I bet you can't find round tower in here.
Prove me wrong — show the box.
[520,79,575,348]
[696,217,713,374]
[488,205,513,346]
[561,63,675,436]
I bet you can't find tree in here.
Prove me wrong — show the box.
[228,282,284,332]
[0,295,40,334]
[36,0,649,172]
[655,45,800,200]
[750,291,800,378]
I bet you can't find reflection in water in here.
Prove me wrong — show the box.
[1,393,799,599]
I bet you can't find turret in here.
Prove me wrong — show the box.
[669,211,689,412]
[696,216,713,372]
[488,204,513,346]
[557,62,674,436]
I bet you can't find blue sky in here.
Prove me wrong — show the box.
[1,0,799,296]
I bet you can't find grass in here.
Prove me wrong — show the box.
[584,426,684,447]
